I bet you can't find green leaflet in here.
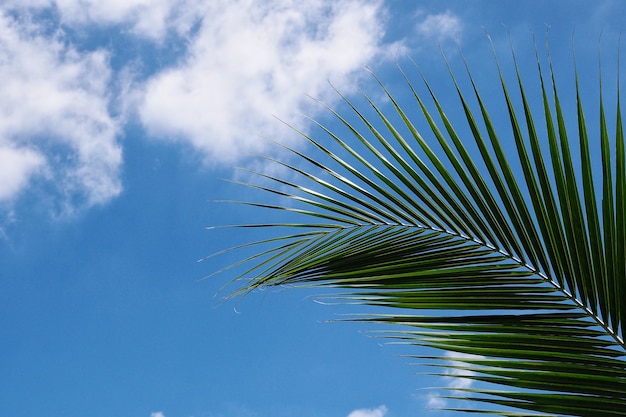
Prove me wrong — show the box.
[215,38,626,416]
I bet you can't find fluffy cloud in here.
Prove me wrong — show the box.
[347,405,388,417]
[0,0,393,217]
[137,0,388,163]
[0,11,121,212]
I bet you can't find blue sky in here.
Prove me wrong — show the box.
[0,1,624,417]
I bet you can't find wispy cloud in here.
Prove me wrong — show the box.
[150,412,165,417]
[416,10,462,41]
[137,0,389,164]
[4,0,204,40]
[443,350,484,390]
[425,350,485,410]
[346,405,388,417]
[0,10,122,214]
[0,146,45,202]
[425,393,446,410]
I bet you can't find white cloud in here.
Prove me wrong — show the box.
[425,393,446,410]
[0,146,45,202]
[0,11,121,212]
[424,350,485,410]
[416,10,461,41]
[137,0,388,164]
[4,0,204,40]
[0,0,394,216]
[150,412,165,417]
[443,351,484,390]
[346,405,387,417]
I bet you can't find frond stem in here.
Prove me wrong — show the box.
[379,222,625,350]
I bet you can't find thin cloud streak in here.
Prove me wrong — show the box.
[347,405,388,417]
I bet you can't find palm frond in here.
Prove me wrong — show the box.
[214,37,626,416]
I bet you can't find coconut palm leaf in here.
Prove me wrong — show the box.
[215,37,626,416]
